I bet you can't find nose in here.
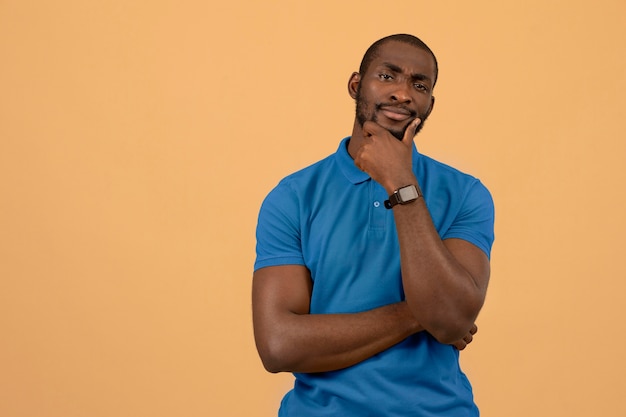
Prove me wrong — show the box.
[390,82,412,103]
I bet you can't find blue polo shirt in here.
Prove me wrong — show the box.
[255,137,495,417]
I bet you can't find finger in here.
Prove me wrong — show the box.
[470,324,478,335]
[402,118,421,144]
[454,340,467,351]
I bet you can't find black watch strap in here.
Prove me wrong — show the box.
[384,184,422,209]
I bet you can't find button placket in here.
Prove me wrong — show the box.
[369,181,388,231]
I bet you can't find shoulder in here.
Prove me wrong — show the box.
[258,149,341,225]
[416,152,495,256]
[418,152,479,181]
[268,153,337,198]
[417,153,491,200]
[254,151,340,271]
[265,137,354,204]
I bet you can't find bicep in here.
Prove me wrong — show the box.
[443,238,491,295]
[252,265,313,333]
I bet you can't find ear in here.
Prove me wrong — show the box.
[348,72,360,99]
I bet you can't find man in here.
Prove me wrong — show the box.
[252,34,495,416]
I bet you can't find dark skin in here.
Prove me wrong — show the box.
[252,41,489,374]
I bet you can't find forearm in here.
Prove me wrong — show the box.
[392,196,486,343]
[254,301,422,374]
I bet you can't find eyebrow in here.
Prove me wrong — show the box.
[381,62,432,83]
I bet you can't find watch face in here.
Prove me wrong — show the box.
[398,185,419,203]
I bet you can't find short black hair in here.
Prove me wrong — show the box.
[358,34,439,87]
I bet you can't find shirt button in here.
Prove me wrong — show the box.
[373,201,380,208]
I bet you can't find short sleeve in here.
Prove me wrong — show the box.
[442,180,495,259]
[254,180,306,271]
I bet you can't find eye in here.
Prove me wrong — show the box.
[379,73,393,81]
[414,83,429,92]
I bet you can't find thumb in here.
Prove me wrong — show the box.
[402,118,421,144]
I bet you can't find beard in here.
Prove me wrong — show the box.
[355,88,428,140]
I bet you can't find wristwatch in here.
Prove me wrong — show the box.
[384,184,422,209]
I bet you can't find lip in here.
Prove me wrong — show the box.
[379,106,412,122]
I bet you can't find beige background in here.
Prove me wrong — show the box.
[2,1,625,416]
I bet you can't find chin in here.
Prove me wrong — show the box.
[389,128,405,141]
[391,119,426,140]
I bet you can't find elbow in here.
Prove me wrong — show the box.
[259,356,285,374]
[260,359,283,374]
[255,337,295,374]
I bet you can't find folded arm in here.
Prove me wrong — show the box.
[252,264,422,373]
